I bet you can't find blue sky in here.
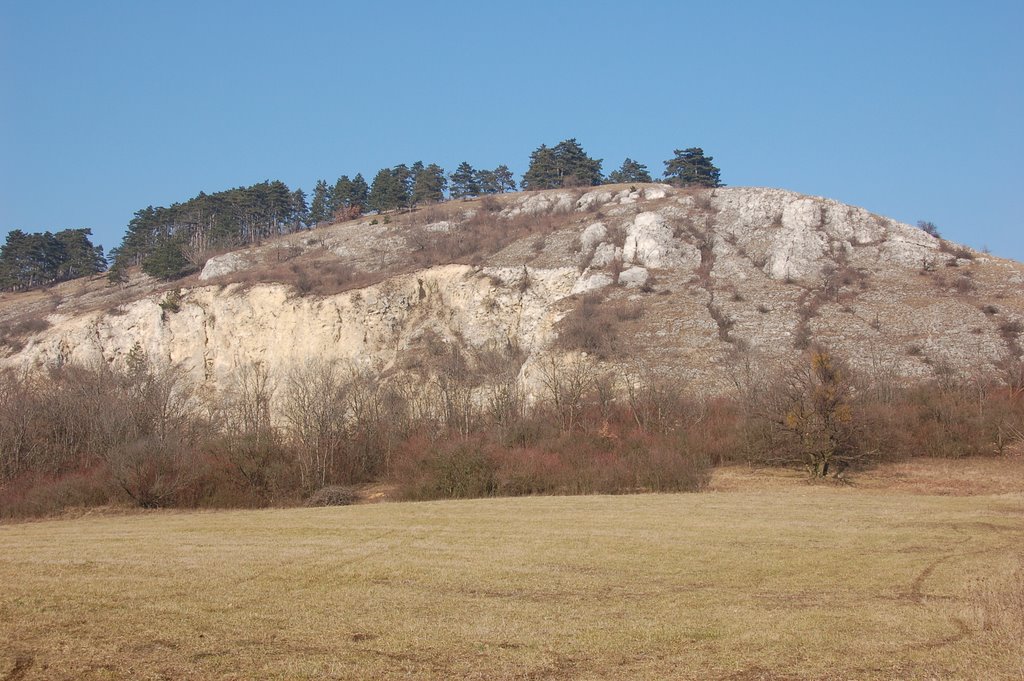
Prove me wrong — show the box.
[2,1,1022,260]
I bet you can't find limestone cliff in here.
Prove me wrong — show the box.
[2,185,1022,395]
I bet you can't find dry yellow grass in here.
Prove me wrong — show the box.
[1,480,1023,679]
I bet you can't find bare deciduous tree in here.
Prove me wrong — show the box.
[281,358,348,491]
[538,354,596,432]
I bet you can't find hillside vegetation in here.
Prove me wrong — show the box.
[1,183,1024,516]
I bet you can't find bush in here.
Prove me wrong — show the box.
[2,347,1022,516]
[555,293,643,358]
[0,467,115,519]
[0,316,51,350]
[307,485,359,507]
[159,289,182,314]
[395,437,497,501]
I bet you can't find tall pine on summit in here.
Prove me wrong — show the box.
[310,180,331,225]
[522,139,603,190]
[411,164,448,205]
[663,148,722,188]
[449,162,480,199]
[606,158,653,184]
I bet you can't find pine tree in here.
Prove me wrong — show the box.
[141,237,192,280]
[0,228,106,289]
[521,145,559,190]
[54,228,105,280]
[476,166,518,194]
[309,179,331,225]
[290,188,308,230]
[476,169,498,195]
[330,176,353,216]
[552,138,603,187]
[606,158,652,184]
[663,148,722,188]
[412,163,447,205]
[116,206,160,268]
[367,167,407,213]
[349,174,369,211]
[394,164,414,209]
[450,162,480,199]
[522,139,602,189]
[0,230,42,289]
[491,165,517,193]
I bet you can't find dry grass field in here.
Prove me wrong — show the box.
[2,461,1023,680]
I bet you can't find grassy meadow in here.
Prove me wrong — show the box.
[1,462,1023,680]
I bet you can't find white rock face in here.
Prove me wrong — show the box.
[618,266,649,288]
[574,184,671,211]
[4,185,1012,400]
[590,243,622,267]
[642,184,670,200]
[502,191,575,218]
[622,212,700,269]
[765,199,830,280]
[712,187,941,282]
[200,252,249,280]
[579,222,608,253]
[571,270,615,295]
[12,265,588,388]
[575,191,613,212]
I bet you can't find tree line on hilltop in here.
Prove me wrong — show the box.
[1,142,723,289]
[0,228,106,291]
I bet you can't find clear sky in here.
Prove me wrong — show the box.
[1,1,1022,261]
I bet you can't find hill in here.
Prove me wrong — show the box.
[2,184,1023,514]
[2,184,1022,395]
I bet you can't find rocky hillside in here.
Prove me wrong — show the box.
[1,184,1022,396]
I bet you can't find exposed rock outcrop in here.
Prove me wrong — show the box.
[2,185,1020,397]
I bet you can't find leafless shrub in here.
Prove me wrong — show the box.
[999,319,1024,338]
[614,300,644,321]
[998,319,1024,356]
[954,275,977,294]
[554,294,643,359]
[407,210,563,268]
[793,323,812,350]
[219,360,276,440]
[939,240,975,260]
[269,243,303,263]
[747,350,863,477]
[476,340,526,431]
[821,263,865,300]
[307,485,358,506]
[280,358,350,491]
[538,354,597,432]
[0,315,51,350]
[3,317,51,337]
